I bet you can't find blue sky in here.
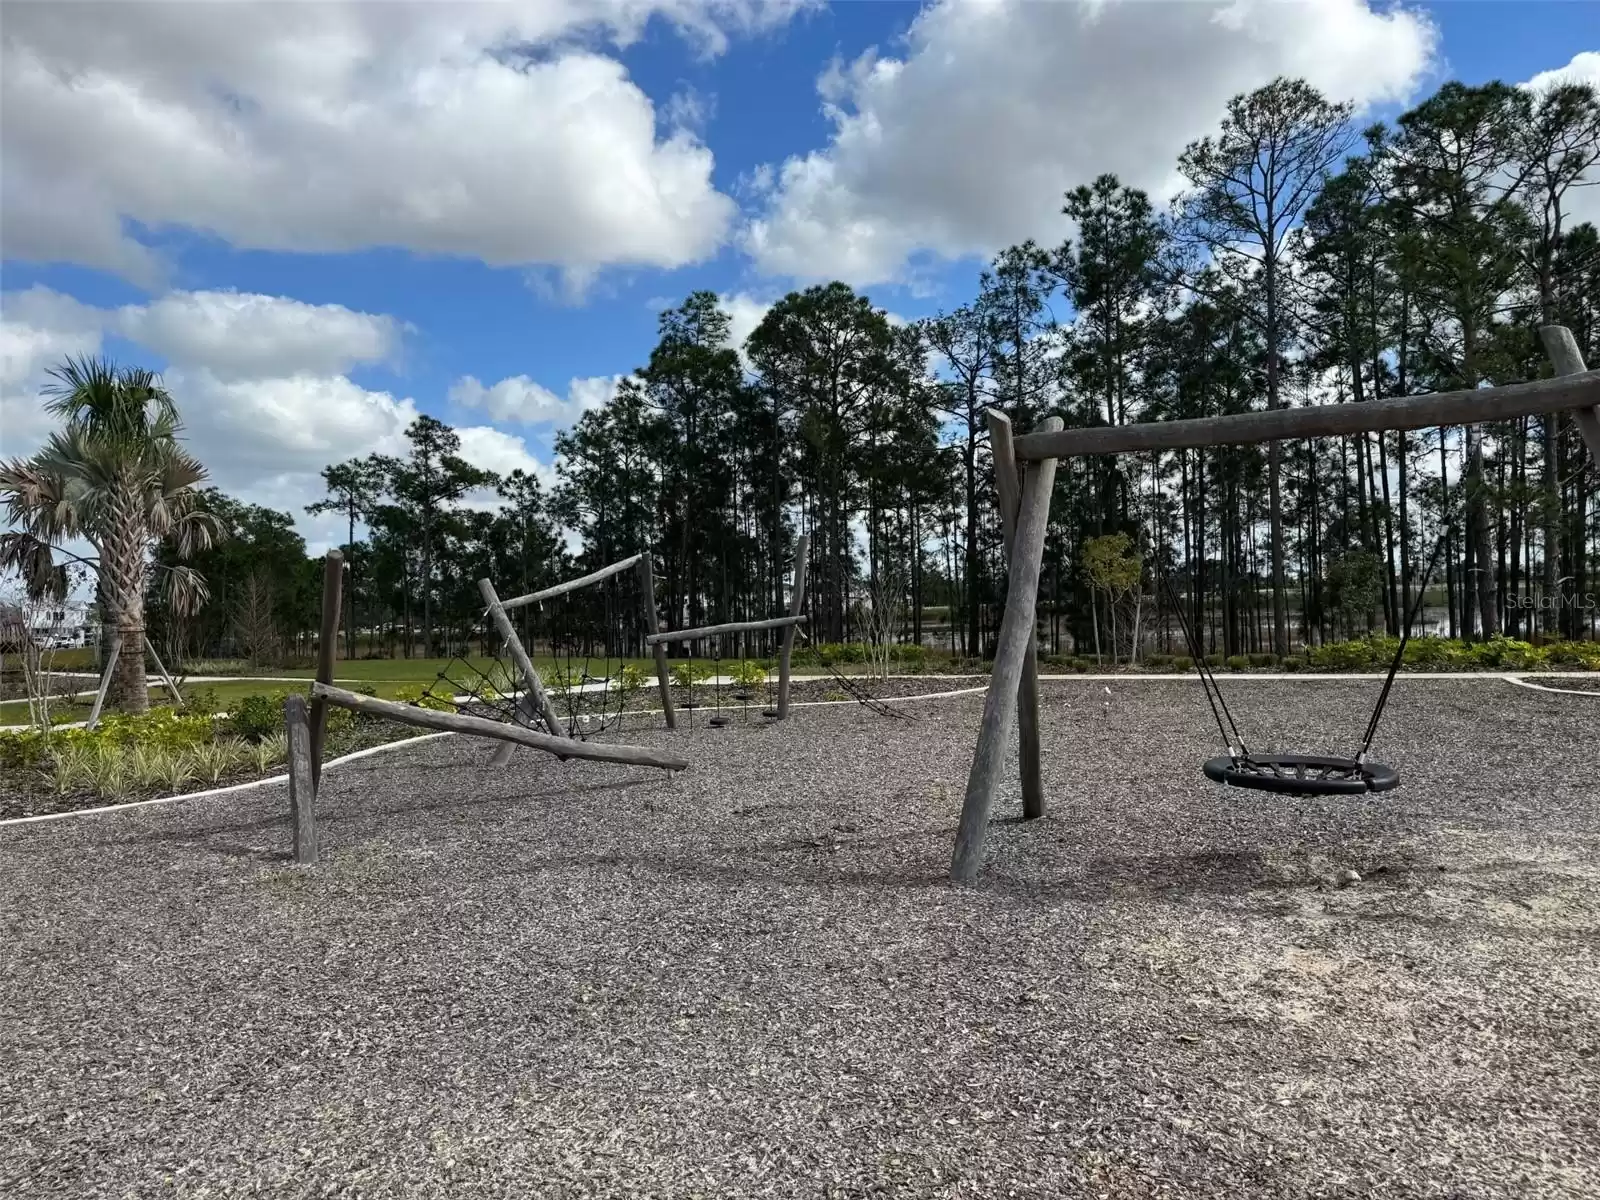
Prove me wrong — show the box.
[2,0,1595,550]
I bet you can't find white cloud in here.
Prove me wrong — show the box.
[0,285,599,550]
[112,291,404,382]
[1520,52,1600,231]
[456,426,559,496]
[720,291,774,365]
[0,1,810,286]
[0,288,419,535]
[1521,50,1600,94]
[744,0,1438,285]
[450,373,621,425]
[0,287,107,456]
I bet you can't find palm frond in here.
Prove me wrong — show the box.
[0,533,69,602]
[162,564,211,620]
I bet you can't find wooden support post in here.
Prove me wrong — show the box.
[950,441,1060,884]
[777,534,810,720]
[1541,325,1600,470]
[487,694,534,768]
[988,411,1059,821]
[285,693,318,866]
[478,577,566,739]
[501,553,646,611]
[84,633,121,731]
[646,614,806,646]
[1011,370,1600,460]
[638,556,677,731]
[309,549,344,789]
[311,682,690,771]
[143,635,184,708]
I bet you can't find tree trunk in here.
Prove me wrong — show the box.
[105,487,150,714]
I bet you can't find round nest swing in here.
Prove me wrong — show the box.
[1202,753,1400,796]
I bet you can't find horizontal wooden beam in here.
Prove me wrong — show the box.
[1011,371,1600,460]
[646,614,806,647]
[309,682,689,772]
[500,553,645,611]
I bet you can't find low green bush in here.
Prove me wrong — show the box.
[1247,652,1279,668]
[731,660,768,688]
[1224,655,1250,672]
[227,693,285,742]
[1172,656,1195,672]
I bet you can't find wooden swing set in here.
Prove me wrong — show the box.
[950,325,1600,882]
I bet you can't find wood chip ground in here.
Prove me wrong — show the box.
[2,679,1596,1198]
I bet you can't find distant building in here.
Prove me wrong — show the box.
[22,600,99,648]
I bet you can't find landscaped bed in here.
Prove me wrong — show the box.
[2,677,1595,1197]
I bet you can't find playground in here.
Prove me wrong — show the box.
[2,676,1595,1198]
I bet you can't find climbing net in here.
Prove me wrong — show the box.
[420,567,641,740]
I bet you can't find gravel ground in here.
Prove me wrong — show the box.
[2,678,1596,1199]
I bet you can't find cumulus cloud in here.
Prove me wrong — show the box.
[1521,50,1600,94]
[0,284,596,549]
[744,0,1439,285]
[1520,52,1600,230]
[112,291,405,382]
[0,1,809,286]
[450,373,621,426]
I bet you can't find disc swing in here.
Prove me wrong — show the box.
[1170,525,1448,798]
[708,637,731,728]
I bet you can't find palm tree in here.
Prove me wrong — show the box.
[0,357,220,714]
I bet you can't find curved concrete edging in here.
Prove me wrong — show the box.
[3,673,1591,829]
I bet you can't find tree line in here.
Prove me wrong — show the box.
[271,72,1594,665]
[10,72,1599,701]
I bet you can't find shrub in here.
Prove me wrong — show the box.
[1172,656,1195,672]
[227,693,286,742]
[1203,653,1225,669]
[1247,652,1278,668]
[393,685,455,713]
[0,729,50,771]
[1145,653,1174,668]
[1224,655,1250,672]
[731,660,768,689]
[616,663,648,696]
[1544,641,1600,670]
[670,662,711,690]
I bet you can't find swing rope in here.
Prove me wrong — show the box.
[1160,569,1249,760]
[1357,524,1450,761]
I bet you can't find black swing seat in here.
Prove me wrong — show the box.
[1203,753,1400,796]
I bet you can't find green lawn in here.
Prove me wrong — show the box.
[0,677,423,726]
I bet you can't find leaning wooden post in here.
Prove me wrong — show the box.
[637,556,677,731]
[143,635,184,708]
[1540,325,1600,470]
[84,633,121,731]
[285,693,318,866]
[988,411,1059,821]
[479,577,566,739]
[776,534,811,720]
[950,441,1060,884]
[309,549,344,789]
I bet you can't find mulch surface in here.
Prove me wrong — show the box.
[2,678,1596,1198]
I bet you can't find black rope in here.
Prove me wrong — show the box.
[796,628,911,720]
[1161,569,1248,759]
[1357,526,1449,760]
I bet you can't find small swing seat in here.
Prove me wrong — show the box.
[707,715,731,728]
[760,708,779,719]
[731,691,752,702]
[1203,753,1400,796]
